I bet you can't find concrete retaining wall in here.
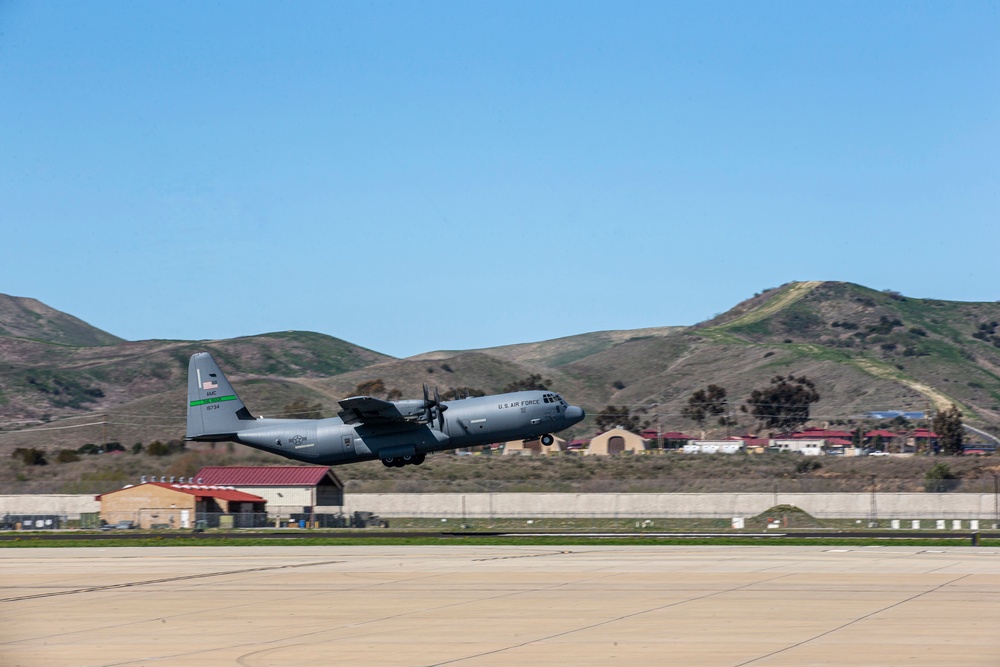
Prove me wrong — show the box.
[4,492,999,520]
[0,495,100,518]
[343,492,1000,519]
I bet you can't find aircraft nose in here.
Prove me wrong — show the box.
[564,405,585,424]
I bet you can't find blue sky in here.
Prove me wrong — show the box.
[2,2,997,358]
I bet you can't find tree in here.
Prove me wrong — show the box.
[502,374,552,392]
[682,385,729,429]
[280,397,324,419]
[595,405,650,434]
[743,375,820,432]
[931,403,964,455]
[351,379,401,401]
[353,379,386,397]
[442,387,486,400]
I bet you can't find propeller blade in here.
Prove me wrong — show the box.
[435,386,445,430]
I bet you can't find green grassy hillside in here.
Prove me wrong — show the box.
[0,295,123,346]
[3,282,1000,489]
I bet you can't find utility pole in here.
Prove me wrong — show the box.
[653,404,661,450]
[994,475,998,529]
[869,475,878,527]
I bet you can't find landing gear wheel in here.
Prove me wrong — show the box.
[413,453,426,465]
[540,433,555,446]
[382,457,396,467]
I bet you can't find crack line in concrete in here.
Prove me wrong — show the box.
[731,573,973,666]
[424,572,795,667]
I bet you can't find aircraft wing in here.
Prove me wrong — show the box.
[337,396,412,425]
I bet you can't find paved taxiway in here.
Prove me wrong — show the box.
[2,544,1000,666]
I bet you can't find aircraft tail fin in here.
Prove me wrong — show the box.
[186,352,255,440]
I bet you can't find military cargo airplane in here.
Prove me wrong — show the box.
[185,352,585,467]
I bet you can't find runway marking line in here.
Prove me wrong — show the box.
[0,558,344,603]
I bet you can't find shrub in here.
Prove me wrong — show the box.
[55,449,81,463]
[11,447,48,466]
[924,463,958,492]
[146,440,171,456]
[795,459,822,474]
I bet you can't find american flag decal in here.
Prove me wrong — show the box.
[202,381,218,390]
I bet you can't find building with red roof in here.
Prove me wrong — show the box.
[97,482,266,529]
[909,428,940,453]
[731,435,770,448]
[790,428,854,439]
[193,466,343,512]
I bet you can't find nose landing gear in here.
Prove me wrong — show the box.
[540,434,555,446]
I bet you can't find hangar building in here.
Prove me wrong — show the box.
[192,466,344,516]
[97,482,266,529]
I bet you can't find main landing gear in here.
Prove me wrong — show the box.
[381,453,426,468]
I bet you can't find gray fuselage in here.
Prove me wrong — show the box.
[232,391,584,465]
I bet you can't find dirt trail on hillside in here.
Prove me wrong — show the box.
[852,357,956,411]
[720,281,823,328]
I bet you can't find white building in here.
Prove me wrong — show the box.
[686,440,745,454]
[772,439,826,456]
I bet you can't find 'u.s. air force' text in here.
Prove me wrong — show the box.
[498,399,541,409]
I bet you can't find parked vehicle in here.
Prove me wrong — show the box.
[351,511,388,528]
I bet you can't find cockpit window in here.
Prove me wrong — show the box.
[543,393,567,407]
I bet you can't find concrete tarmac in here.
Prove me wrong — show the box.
[2,544,1000,666]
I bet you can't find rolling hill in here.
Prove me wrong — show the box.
[2,282,1000,463]
[0,294,122,346]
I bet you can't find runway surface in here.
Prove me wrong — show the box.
[2,544,999,666]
